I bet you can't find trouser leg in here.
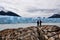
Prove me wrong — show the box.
[37,23,39,26]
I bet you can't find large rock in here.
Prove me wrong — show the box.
[37,25,60,40]
[0,25,60,40]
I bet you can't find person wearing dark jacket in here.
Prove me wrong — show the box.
[37,20,39,26]
[39,20,42,27]
[37,20,42,27]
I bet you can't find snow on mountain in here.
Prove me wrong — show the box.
[0,11,20,17]
[49,14,60,18]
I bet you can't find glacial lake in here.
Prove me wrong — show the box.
[0,23,60,31]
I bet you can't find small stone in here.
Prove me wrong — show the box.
[48,37,55,40]
[44,35,48,39]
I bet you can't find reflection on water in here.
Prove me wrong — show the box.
[0,23,60,31]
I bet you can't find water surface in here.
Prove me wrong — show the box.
[0,23,60,31]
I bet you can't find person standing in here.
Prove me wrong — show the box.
[39,20,42,27]
[37,20,39,26]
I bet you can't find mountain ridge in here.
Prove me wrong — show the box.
[0,11,21,17]
[49,14,60,18]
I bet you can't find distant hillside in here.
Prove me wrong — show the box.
[49,14,60,18]
[0,11,21,17]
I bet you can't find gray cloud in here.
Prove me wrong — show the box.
[27,8,60,13]
[0,0,60,17]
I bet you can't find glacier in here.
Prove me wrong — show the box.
[0,16,60,24]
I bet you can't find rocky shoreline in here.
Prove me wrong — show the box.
[0,25,60,40]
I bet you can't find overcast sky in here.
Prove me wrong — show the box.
[0,0,60,17]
